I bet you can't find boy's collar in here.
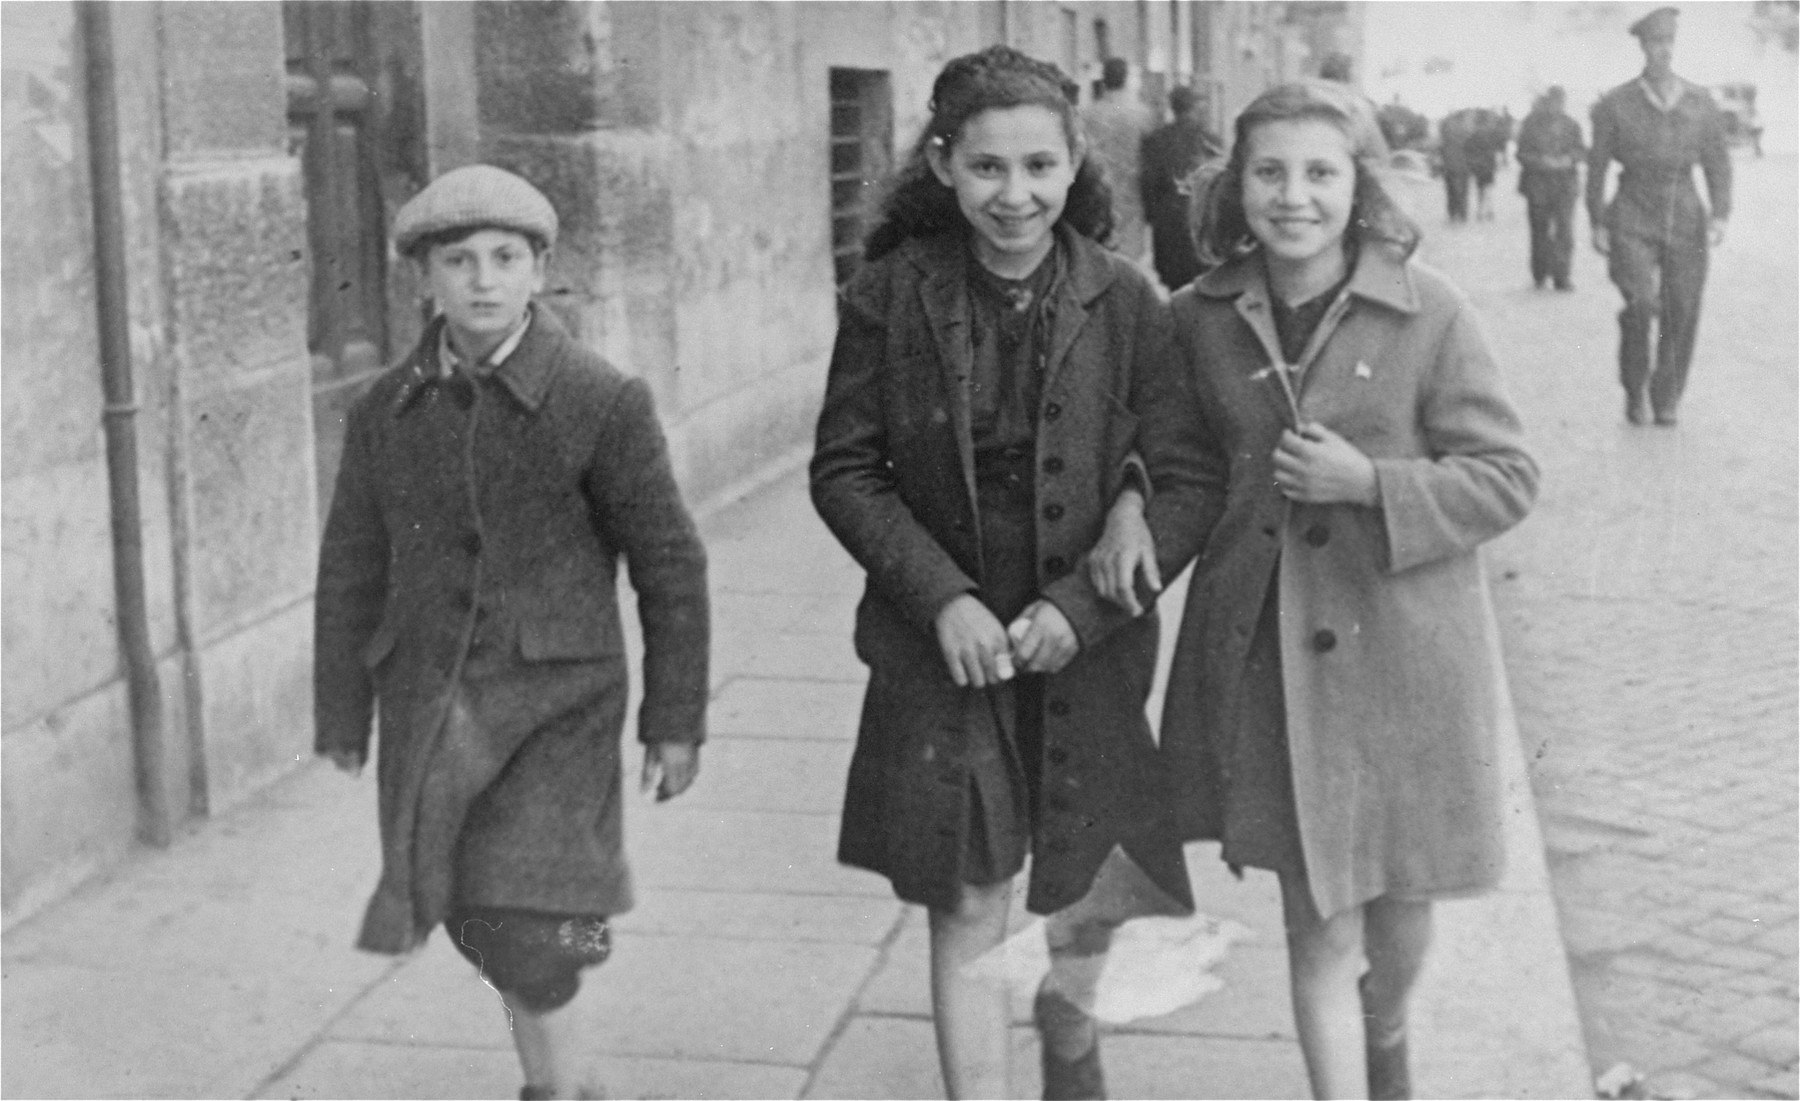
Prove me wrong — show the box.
[395,303,563,416]
[438,311,532,379]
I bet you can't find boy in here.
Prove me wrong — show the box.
[314,164,709,1100]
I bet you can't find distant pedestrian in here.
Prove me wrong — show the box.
[1140,84,1223,291]
[1517,86,1586,290]
[812,45,1208,1100]
[1588,5,1732,426]
[1438,109,1475,223]
[314,164,710,1101]
[1094,80,1539,1100]
[1467,109,1512,221]
[1083,57,1156,262]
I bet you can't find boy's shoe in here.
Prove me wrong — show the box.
[1034,982,1106,1100]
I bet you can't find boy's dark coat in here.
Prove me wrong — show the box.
[811,228,1216,916]
[315,306,708,954]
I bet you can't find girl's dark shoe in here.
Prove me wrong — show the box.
[520,1087,554,1101]
[1034,983,1106,1101]
[1360,974,1412,1101]
[1366,1033,1411,1101]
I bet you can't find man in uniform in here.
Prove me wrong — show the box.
[1517,86,1585,291]
[1587,6,1732,426]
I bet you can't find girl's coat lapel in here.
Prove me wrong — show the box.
[1197,247,1421,425]
[918,249,980,513]
[909,226,1116,518]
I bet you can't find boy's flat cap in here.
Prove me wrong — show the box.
[393,164,558,255]
[1628,6,1679,40]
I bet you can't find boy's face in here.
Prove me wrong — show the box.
[417,228,546,358]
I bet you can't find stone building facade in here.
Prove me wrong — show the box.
[1,0,1357,922]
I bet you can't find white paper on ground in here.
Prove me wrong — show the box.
[964,912,1255,1024]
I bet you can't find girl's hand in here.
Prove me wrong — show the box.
[1089,488,1162,617]
[1008,600,1080,675]
[324,748,365,777]
[1273,422,1379,507]
[935,594,1015,688]
[642,742,700,802]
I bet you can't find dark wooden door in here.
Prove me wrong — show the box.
[284,0,392,501]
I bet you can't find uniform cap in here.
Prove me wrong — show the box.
[1629,6,1679,40]
[392,164,558,256]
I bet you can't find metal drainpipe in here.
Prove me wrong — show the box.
[80,0,172,848]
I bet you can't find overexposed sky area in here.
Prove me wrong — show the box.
[1363,0,1797,148]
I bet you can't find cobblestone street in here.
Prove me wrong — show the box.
[1407,154,1798,1100]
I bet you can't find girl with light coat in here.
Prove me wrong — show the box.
[1098,81,1538,1100]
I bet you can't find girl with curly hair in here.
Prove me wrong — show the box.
[812,45,1214,1099]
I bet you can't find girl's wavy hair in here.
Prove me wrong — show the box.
[863,46,1114,261]
[1191,80,1420,267]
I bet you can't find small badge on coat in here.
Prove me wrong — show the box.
[1353,360,1374,380]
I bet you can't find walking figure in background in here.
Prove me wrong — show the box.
[1588,5,1732,427]
[1468,108,1513,221]
[1140,84,1224,292]
[1517,86,1586,290]
[1083,57,1155,264]
[1437,109,1475,223]
[314,165,711,1101]
[812,45,1209,1100]
[1095,81,1538,1100]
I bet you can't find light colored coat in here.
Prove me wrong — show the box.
[1161,245,1538,920]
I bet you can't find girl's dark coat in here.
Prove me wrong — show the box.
[1163,247,1538,920]
[314,306,709,954]
[810,228,1215,916]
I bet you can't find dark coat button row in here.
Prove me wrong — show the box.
[1042,457,1065,475]
[1043,503,1065,521]
[1305,524,1330,547]
[1044,402,1063,420]
[1313,629,1337,652]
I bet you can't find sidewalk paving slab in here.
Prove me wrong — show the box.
[3,464,1594,1100]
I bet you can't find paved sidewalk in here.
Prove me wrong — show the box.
[4,448,1588,1099]
[1413,151,1799,1101]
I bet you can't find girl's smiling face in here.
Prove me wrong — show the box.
[929,105,1078,278]
[1241,116,1357,293]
